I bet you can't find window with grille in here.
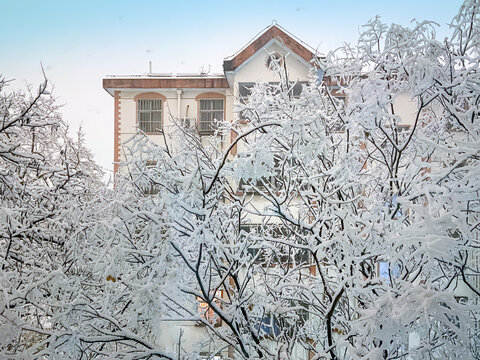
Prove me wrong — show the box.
[253,313,281,337]
[240,224,310,266]
[197,290,223,326]
[137,99,163,133]
[237,153,286,193]
[239,82,307,100]
[252,302,309,338]
[378,261,401,284]
[238,82,307,121]
[198,99,224,134]
[142,160,159,195]
[469,248,480,300]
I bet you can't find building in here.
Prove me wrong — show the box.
[103,24,319,174]
[102,23,322,358]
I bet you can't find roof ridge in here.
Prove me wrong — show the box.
[274,23,317,55]
[223,23,319,72]
[224,23,274,60]
[225,22,318,61]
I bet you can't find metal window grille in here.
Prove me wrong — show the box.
[470,248,480,301]
[138,99,162,133]
[197,290,223,326]
[240,224,311,265]
[199,99,223,134]
[238,82,308,120]
[239,81,307,100]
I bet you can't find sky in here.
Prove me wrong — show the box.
[1,0,463,177]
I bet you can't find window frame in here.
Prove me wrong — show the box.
[195,92,226,135]
[237,81,308,121]
[196,290,223,327]
[134,93,166,134]
[240,223,311,267]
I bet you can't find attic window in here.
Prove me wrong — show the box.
[266,53,283,70]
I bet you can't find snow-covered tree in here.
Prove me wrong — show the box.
[3,1,480,359]
[0,76,106,358]
[90,2,479,358]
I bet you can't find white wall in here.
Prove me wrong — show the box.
[393,92,418,126]
[233,41,311,85]
[118,88,230,149]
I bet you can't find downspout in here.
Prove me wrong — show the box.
[176,89,183,121]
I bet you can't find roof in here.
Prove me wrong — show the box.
[102,75,229,96]
[104,73,225,79]
[102,24,318,96]
[223,24,318,72]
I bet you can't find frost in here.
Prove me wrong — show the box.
[2,1,480,358]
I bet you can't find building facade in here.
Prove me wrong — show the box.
[102,24,321,358]
[103,24,317,174]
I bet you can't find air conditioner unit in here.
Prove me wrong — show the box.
[182,117,196,129]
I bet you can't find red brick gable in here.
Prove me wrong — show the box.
[223,25,316,72]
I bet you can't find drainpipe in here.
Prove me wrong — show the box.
[176,89,183,120]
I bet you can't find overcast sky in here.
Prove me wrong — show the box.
[1,0,463,176]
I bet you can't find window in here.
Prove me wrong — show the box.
[240,224,310,266]
[237,153,288,193]
[265,53,283,70]
[199,353,222,360]
[326,87,346,132]
[198,99,224,134]
[254,313,281,337]
[238,176,282,193]
[239,81,307,101]
[238,82,256,101]
[238,82,307,121]
[138,99,163,133]
[142,160,159,195]
[197,290,223,326]
[252,302,309,338]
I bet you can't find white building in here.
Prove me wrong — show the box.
[102,24,322,358]
[103,24,318,174]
